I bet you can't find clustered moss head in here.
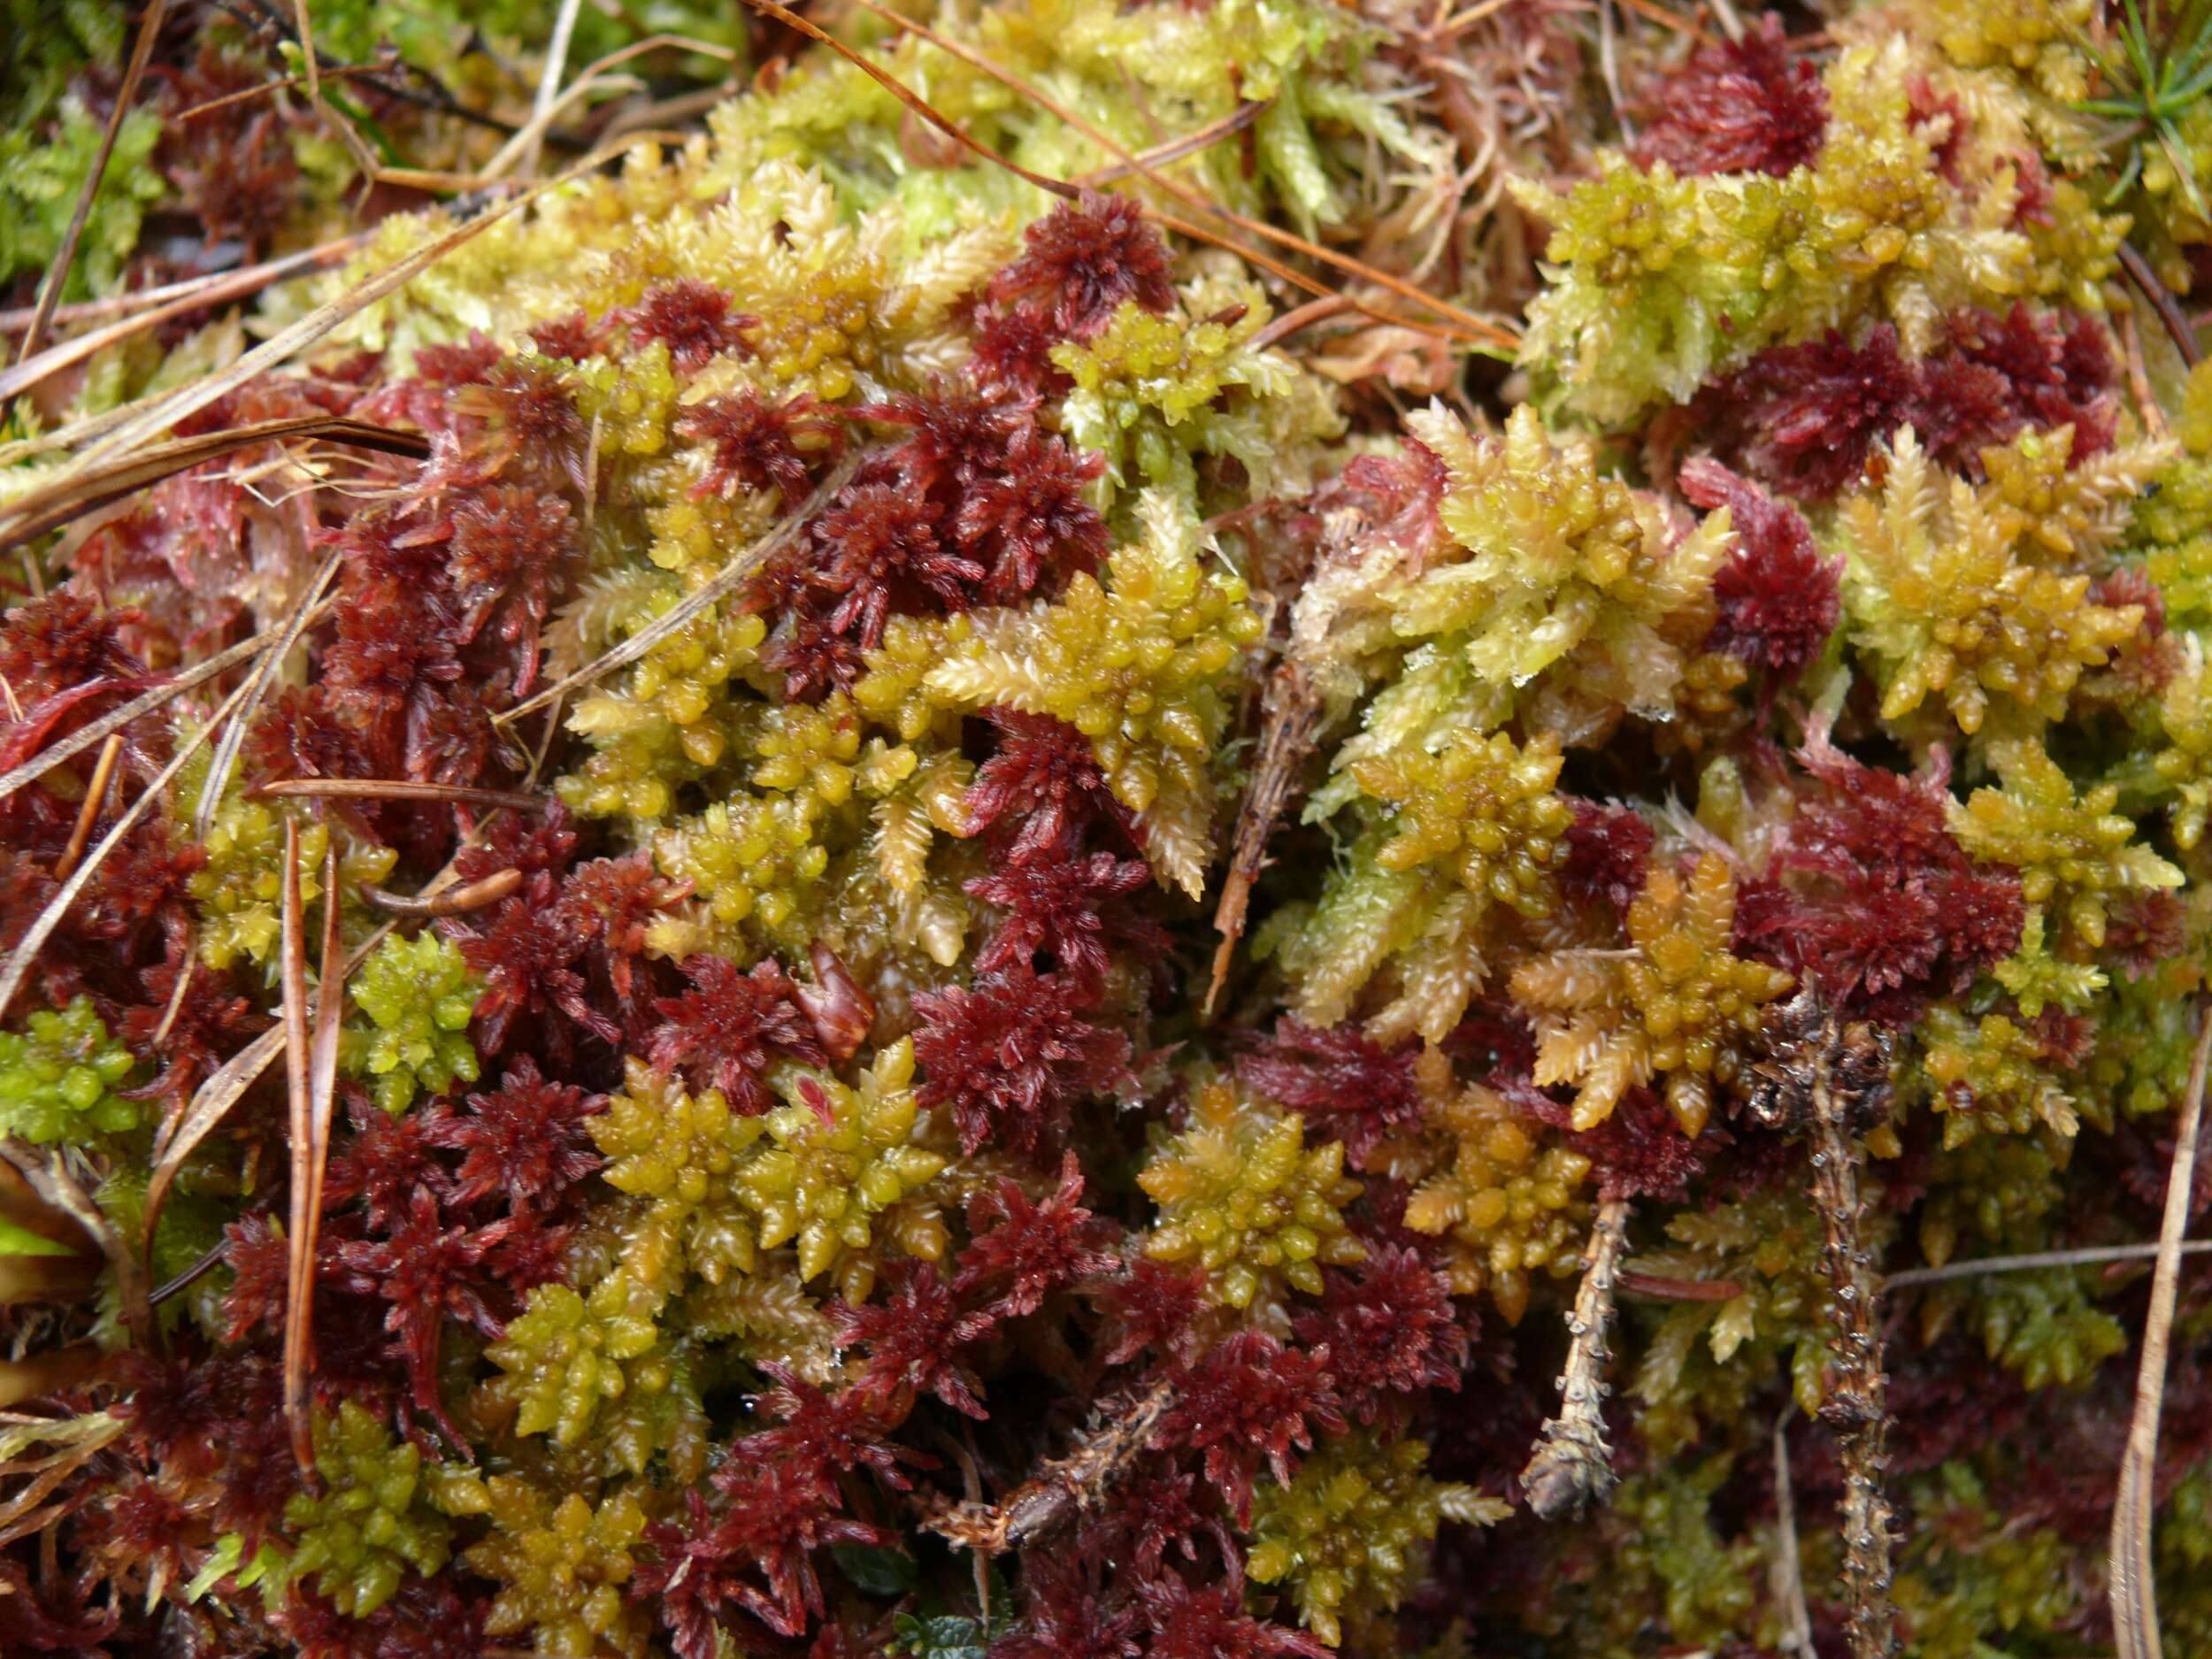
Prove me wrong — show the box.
[0,995,137,1145]
[1515,854,1793,1136]
[1398,1076,1590,1322]
[344,930,483,1114]
[1139,1079,1363,1311]
[282,1402,462,1618]
[1247,1433,1497,1647]
[465,1477,650,1659]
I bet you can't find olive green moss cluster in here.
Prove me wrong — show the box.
[0,995,138,1145]
[343,933,483,1114]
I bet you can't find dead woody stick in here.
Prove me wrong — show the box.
[1750,987,1899,1659]
[1522,1194,1631,1519]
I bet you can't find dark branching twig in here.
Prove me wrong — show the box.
[1749,987,1899,1659]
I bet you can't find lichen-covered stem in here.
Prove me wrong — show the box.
[1522,1193,1630,1520]
[1809,1071,1896,1659]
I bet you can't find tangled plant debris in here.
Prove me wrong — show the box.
[2,1,2212,1655]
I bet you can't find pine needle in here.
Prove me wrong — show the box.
[280,832,344,1481]
[361,869,524,917]
[50,734,122,883]
[254,779,548,810]
[0,419,428,555]
[2109,995,2212,1659]
[2119,240,2205,369]
[835,0,1521,350]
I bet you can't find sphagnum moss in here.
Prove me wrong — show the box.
[5,3,2212,1655]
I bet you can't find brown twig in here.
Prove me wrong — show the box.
[923,1378,1174,1555]
[361,868,524,917]
[1753,988,1897,1659]
[2120,241,2205,370]
[2109,996,2212,1659]
[6,0,171,383]
[254,778,546,811]
[1206,662,1321,1017]
[1523,1194,1630,1519]
[50,734,123,883]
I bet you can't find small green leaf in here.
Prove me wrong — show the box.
[892,1612,988,1659]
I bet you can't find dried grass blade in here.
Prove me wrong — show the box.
[0,671,254,1022]
[0,235,367,403]
[522,0,588,176]
[280,822,318,1479]
[7,0,171,375]
[0,607,330,803]
[2109,995,2212,1659]
[144,1027,283,1240]
[1771,1409,1815,1658]
[0,419,429,556]
[500,449,861,725]
[43,143,638,495]
[305,845,344,1291]
[1206,662,1320,1017]
[145,816,509,1239]
[1884,1239,2212,1290]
